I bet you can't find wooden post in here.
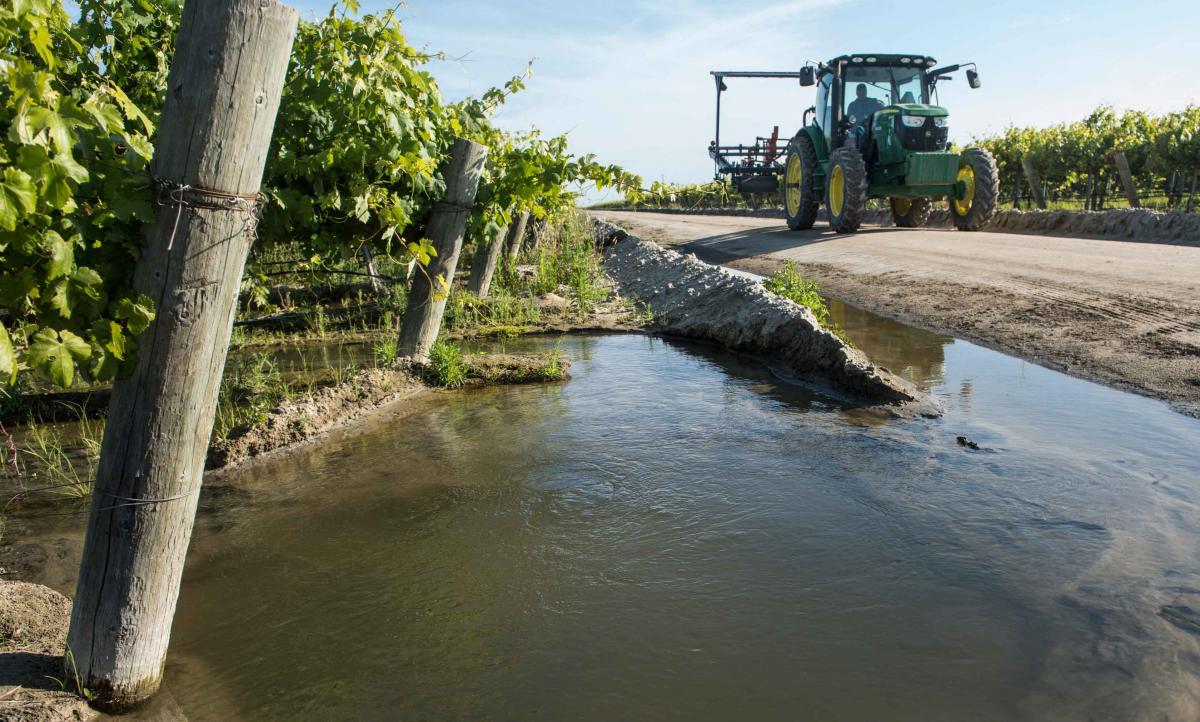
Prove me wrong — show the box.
[527,217,548,253]
[1020,156,1046,209]
[467,222,509,298]
[1112,151,1140,208]
[362,246,384,293]
[397,138,488,361]
[505,210,531,265]
[66,0,297,710]
[1188,170,1198,213]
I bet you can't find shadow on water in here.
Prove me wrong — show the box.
[115,309,1200,721]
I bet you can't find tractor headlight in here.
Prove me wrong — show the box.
[900,115,925,128]
[933,117,950,128]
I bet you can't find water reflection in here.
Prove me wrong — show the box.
[829,298,953,389]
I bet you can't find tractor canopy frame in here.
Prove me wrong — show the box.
[709,70,808,195]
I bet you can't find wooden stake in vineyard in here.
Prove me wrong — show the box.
[1112,151,1141,208]
[397,138,489,361]
[67,0,298,710]
[505,210,532,265]
[467,221,510,298]
[1021,156,1047,210]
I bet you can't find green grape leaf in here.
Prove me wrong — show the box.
[28,21,54,68]
[0,323,17,385]
[115,295,156,335]
[27,328,92,388]
[43,229,73,279]
[0,169,38,231]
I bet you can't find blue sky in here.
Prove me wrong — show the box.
[292,0,1199,200]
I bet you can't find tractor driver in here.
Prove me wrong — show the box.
[846,83,884,126]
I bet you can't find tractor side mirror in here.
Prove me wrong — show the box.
[967,69,982,89]
[799,66,816,87]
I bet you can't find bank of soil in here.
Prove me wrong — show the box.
[596,210,1200,417]
[0,582,95,721]
[211,352,572,471]
[594,221,935,415]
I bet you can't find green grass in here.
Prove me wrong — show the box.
[1,409,104,500]
[761,262,853,345]
[214,352,288,440]
[537,348,564,380]
[424,341,468,388]
[762,262,831,324]
[372,338,399,367]
[523,212,608,315]
[443,289,542,332]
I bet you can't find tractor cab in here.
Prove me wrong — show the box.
[708,53,997,235]
[805,54,974,162]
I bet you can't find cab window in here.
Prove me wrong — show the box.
[815,74,832,132]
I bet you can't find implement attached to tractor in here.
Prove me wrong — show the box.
[710,54,1000,233]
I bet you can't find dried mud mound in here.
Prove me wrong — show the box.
[956,207,1200,243]
[0,582,97,721]
[594,221,935,413]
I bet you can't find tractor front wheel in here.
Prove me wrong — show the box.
[826,147,868,233]
[783,135,820,230]
[950,147,1000,231]
[890,197,933,228]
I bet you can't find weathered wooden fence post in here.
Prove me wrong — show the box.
[1021,156,1047,210]
[1112,151,1140,208]
[66,0,297,710]
[467,221,509,298]
[362,246,384,293]
[397,138,488,361]
[505,210,532,265]
[527,217,547,253]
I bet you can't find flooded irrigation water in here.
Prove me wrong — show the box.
[24,301,1200,720]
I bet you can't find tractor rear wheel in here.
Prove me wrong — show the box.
[826,147,868,233]
[891,197,932,227]
[783,135,819,230]
[950,147,1000,231]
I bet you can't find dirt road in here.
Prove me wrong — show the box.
[593,210,1200,417]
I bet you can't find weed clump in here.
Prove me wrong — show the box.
[424,341,468,388]
[372,338,399,367]
[536,349,564,380]
[762,262,831,323]
[761,262,853,345]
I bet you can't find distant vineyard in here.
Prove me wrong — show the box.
[618,105,1200,213]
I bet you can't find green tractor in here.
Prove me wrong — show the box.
[786,53,999,233]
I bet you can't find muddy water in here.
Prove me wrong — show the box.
[135,305,1200,721]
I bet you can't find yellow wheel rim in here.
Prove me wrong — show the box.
[954,165,976,216]
[785,153,802,216]
[893,197,912,215]
[829,165,845,217]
